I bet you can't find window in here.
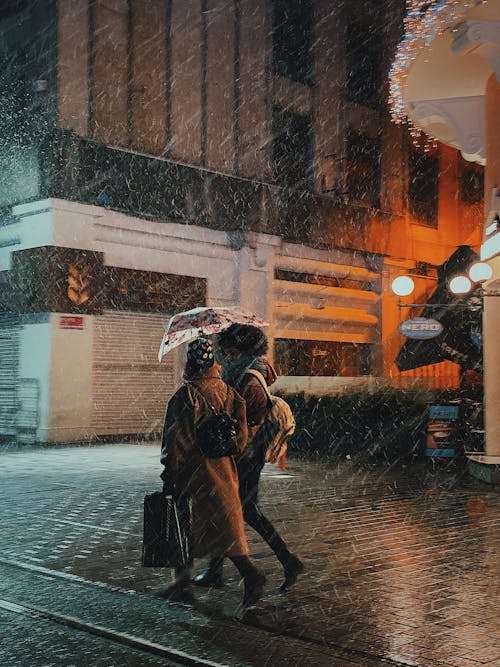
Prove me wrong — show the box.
[274,269,369,291]
[408,150,439,227]
[346,22,382,109]
[274,339,371,377]
[272,0,314,86]
[345,130,381,208]
[459,161,484,205]
[272,107,313,189]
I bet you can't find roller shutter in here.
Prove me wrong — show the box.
[91,311,177,436]
[0,316,20,437]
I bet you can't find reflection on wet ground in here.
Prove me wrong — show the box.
[0,444,498,667]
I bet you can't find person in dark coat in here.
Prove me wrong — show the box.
[159,337,266,606]
[193,325,304,592]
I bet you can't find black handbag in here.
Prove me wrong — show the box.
[191,384,239,458]
[142,491,191,568]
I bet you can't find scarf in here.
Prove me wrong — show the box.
[223,355,267,389]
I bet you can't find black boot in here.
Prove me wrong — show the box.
[230,556,266,607]
[280,554,304,591]
[193,557,225,588]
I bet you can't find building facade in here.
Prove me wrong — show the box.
[0,0,483,443]
[388,0,500,470]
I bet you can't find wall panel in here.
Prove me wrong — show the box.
[170,0,202,164]
[130,0,167,154]
[91,0,129,146]
[238,0,269,178]
[57,0,89,135]
[205,0,235,172]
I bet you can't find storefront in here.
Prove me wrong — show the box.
[389,0,500,476]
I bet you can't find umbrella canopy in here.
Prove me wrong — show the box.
[158,306,268,361]
[396,246,483,373]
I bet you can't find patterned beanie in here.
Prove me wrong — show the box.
[187,337,214,370]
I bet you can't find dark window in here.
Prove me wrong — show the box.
[272,0,314,86]
[459,162,484,205]
[345,131,381,208]
[272,107,313,189]
[274,339,372,377]
[409,150,439,227]
[274,269,369,291]
[346,23,382,109]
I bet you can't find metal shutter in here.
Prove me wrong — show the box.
[0,316,20,437]
[91,311,177,436]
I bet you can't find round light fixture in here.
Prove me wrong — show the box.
[468,262,493,283]
[391,275,415,297]
[449,275,472,295]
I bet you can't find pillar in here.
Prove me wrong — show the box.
[483,74,500,457]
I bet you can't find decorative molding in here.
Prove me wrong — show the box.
[410,96,486,164]
[453,20,500,81]
[453,20,500,51]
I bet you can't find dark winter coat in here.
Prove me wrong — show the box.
[160,364,249,558]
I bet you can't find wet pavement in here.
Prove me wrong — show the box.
[0,444,499,666]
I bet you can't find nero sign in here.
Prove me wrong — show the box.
[399,318,443,340]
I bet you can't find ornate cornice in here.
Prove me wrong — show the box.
[410,96,486,164]
[453,20,500,80]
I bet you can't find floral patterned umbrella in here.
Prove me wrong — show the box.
[158,306,268,361]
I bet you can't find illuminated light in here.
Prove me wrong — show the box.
[469,262,493,283]
[391,275,415,297]
[480,231,500,261]
[449,275,472,295]
[485,213,500,236]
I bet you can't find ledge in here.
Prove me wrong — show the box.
[467,454,500,485]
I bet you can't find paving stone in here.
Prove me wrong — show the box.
[0,444,498,667]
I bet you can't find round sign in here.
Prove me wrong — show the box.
[399,317,443,340]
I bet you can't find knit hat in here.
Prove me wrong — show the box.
[187,337,214,369]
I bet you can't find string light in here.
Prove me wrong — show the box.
[389,0,487,143]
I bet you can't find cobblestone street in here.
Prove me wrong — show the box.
[0,444,498,666]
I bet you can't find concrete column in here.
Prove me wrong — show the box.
[483,74,500,457]
[483,291,500,456]
[235,232,281,364]
[48,313,94,443]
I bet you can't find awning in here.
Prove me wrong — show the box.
[396,246,483,373]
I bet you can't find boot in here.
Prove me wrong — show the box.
[230,556,266,607]
[156,583,195,603]
[280,554,304,592]
[242,568,266,607]
[193,558,225,588]
[156,566,195,602]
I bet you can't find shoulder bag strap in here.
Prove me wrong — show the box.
[245,368,272,402]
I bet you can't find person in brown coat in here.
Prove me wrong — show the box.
[159,337,266,606]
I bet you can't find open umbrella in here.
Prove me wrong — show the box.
[158,306,268,361]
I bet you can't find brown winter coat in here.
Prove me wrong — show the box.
[236,359,277,456]
[160,364,249,558]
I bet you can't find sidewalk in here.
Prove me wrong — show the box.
[0,444,499,666]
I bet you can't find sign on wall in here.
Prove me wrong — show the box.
[399,317,443,340]
[59,315,84,330]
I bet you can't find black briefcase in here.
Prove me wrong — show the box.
[142,491,190,568]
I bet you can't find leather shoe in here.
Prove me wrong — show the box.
[155,585,195,603]
[193,571,226,588]
[280,555,304,591]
